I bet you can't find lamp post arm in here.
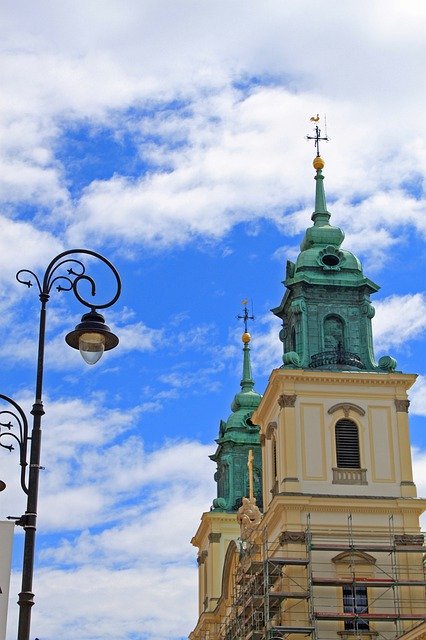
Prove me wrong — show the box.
[0,395,30,495]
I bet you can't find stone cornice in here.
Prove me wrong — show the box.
[253,369,417,426]
[260,494,426,527]
[191,511,239,548]
[267,369,417,388]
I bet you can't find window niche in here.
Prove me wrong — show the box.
[324,314,345,351]
[333,419,367,485]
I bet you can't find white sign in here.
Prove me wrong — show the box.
[0,521,14,640]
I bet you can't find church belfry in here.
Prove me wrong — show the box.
[274,153,395,374]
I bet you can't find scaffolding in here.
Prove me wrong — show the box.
[218,516,426,640]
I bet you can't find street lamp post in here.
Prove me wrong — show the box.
[0,249,121,640]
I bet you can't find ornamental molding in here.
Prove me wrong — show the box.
[328,402,365,417]
[395,399,410,413]
[278,394,297,408]
[394,533,424,546]
[197,550,208,565]
[279,531,306,545]
[265,421,277,440]
[332,549,376,565]
[208,532,222,543]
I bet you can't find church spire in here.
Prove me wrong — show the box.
[307,117,331,223]
[210,303,262,512]
[238,300,255,393]
[313,155,330,222]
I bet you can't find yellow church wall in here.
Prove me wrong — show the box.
[300,403,327,481]
[190,511,240,617]
[368,405,395,482]
[253,369,419,507]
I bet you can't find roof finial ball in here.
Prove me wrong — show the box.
[313,155,325,170]
[242,332,251,344]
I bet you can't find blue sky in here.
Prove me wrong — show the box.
[1,1,426,639]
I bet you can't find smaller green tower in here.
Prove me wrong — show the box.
[273,154,397,373]
[210,310,262,512]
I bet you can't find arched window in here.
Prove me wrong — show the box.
[335,419,361,468]
[324,315,345,350]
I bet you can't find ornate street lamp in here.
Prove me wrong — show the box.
[0,249,121,640]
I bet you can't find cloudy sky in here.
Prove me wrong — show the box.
[1,1,426,639]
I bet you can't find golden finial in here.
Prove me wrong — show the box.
[310,114,320,122]
[247,449,254,501]
[313,156,325,170]
[242,332,251,344]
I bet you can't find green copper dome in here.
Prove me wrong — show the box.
[273,157,397,374]
[210,333,262,512]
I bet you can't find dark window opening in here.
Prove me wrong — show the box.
[343,585,369,631]
[324,315,345,351]
[272,438,278,481]
[335,419,361,468]
[322,253,340,267]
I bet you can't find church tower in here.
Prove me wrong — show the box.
[189,129,426,640]
[190,314,262,636]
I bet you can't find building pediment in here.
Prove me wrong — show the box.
[332,549,376,565]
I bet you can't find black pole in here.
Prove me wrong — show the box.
[17,296,48,640]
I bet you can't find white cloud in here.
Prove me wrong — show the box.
[373,294,426,353]
[410,376,426,416]
[8,563,200,640]
[251,313,283,376]
[412,446,426,530]
[0,216,63,291]
[0,2,425,268]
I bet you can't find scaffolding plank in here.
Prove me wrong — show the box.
[314,612,426,621]
[312,576,426,587]
[268,558,309,566]
[270,625,315,634]
[269,591,310,600]
[311,543,425,553]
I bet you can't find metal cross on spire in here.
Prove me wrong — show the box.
[237,299,255,333]
[306,114,329,157]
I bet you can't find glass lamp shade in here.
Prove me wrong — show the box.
[65,310,119,365]
[79,332,105,365]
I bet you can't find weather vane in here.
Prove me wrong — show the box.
[237,299,254,333]
[306,114,329,157]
